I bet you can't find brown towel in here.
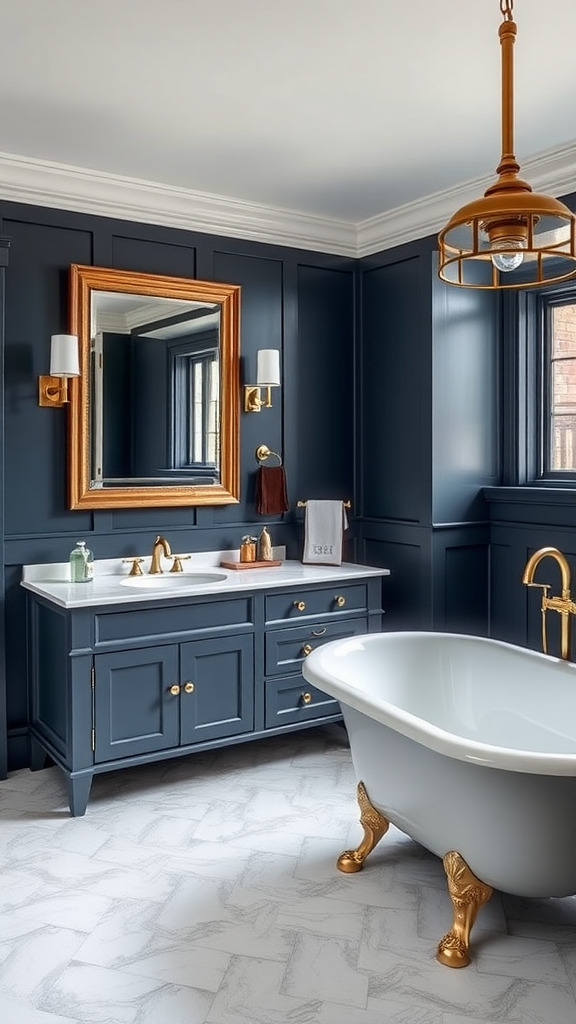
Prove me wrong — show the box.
[255,466,289,515]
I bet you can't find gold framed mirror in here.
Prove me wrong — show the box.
[68,264,240,509]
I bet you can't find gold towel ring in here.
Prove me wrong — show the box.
[255,444,283,466]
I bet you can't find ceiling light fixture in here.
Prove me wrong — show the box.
[438,0,576,290]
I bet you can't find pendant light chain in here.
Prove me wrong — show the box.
[500,0,513,21]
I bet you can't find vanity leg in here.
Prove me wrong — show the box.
[67,773,93,817]
[29,735,48,771]
[337,781,390,873]
[437,851,493,968]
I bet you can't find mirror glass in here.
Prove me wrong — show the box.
[68,265,240,509]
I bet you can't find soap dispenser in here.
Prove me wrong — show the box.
[69,540,94,582]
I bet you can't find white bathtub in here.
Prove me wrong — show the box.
[303,631,576,899]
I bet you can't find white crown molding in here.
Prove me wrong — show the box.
[0,143,575,260]
[0,152,357,258]
[357,140,576,258]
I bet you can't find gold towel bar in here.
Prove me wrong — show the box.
[297,500,351,509]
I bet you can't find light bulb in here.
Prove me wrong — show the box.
[491,238,526,272]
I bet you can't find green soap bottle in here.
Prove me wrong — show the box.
[69,541,94,583]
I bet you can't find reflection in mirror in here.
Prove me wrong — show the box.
[68,265,240,509]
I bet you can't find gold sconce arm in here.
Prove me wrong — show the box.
[38,375,71,407]
[244,385,273,412]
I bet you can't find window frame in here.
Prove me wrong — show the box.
[536,287,576,483]
[504,282,576,488]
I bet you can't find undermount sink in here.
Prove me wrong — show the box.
[120,572,228,589]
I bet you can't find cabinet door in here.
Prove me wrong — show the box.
[179,635,253,745]
[94,646,179,762]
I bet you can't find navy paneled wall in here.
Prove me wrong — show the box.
[4,188,576,773]
[0,203,356,769]
[357,237,499,635]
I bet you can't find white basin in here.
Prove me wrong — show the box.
[120,572,227,589]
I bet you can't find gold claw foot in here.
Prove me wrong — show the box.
[337,781,390,873]
[436,851,493,968]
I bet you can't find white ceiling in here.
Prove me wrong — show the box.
[1,0,576,255]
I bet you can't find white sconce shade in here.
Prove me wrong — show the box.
[256,349,281,387]
[50,334,80,378]
[39,334,80,407]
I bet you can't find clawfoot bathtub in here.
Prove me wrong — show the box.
[302,631,576,967]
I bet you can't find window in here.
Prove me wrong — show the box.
[169,334,219,475]
[539,291,576,479]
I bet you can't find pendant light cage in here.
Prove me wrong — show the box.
[438,0,576,290]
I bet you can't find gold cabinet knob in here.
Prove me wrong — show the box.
[335,595,346,607]
[183,681,195,694]
[301,643,313,657]
[169,684,181,696]
[302,692,313,704]
[294,600,306,612]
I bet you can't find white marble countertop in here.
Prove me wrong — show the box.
[21,549,390,609]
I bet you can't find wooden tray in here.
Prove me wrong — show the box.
[220,559,282,570]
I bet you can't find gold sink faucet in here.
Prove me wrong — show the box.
[521,546,576,659]
[149,535,172,574]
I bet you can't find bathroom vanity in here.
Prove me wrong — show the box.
[22,555,388,814]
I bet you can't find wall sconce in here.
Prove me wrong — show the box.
[38,334,80,407]
[244,349,281,413]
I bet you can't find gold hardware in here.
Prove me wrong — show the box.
[438,0,576,290]
[294,600,306,612]
[335,595,346,607]
[301,644,313,657]
[337,781,390,873]
[169,684,181,696]
[170,555,191,573]
[437,852,493,969]
[245,385,273,413]
[38,375,71,408]
[301,692,313,704]
[150,535,171,574]
[311,628,327,637]
[122,557,144,576]
[521,546,576,660]
[255,444,282,466]
[183,681,195,694]
[297,500,351,509]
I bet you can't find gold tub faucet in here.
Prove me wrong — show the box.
[521,546,576,659]
[149,535,172,574]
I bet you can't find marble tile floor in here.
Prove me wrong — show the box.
[1,724,576,1024]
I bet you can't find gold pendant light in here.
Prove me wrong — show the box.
[438,0,576,290]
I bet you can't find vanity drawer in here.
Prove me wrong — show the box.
[265,583,368,623]
[95,596,253,646]
[265,674,340,728]
[265,617,367,676]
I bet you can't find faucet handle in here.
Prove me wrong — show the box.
[122,557,144,577]
[170,554,191,573]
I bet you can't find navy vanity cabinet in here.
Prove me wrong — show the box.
[93,634,254,762]
[26,569,385,816]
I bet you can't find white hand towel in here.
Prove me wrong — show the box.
[302,500,348,565]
